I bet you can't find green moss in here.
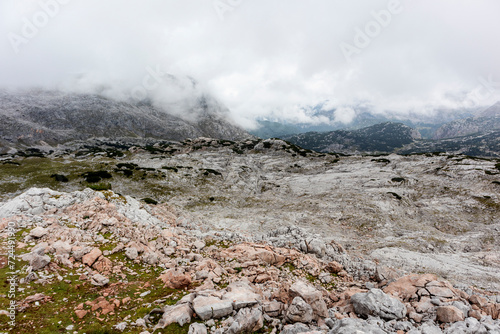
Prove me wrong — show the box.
[160,322,191,334]
[305,273,317,283]
[283,262,296,272]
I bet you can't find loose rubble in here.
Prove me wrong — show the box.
[0,187,499,333]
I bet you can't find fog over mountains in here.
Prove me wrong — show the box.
[0,89,249,151]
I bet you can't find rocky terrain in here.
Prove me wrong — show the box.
[1,186,500,334]
[0,137,500,333]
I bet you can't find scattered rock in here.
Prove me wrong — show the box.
[188,323,208,334]
[193,296,233,320]
[82,248,102,267]
[160,268,192,289]
[157,303,193,328]
[227,306,264,334]
[285,297,314,324]
[329,318,387,334]
[289,281,328,318]
[351,289,407,320]
[326,261,343,274]
[29,226,47,238]
[90,273,109,286]
[125,247,139,260]
[30,253,51,271]
[223,281,261,310]
[436,306,465,323]
[75,310,87,319]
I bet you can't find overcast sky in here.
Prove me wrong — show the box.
[1,0,500,127]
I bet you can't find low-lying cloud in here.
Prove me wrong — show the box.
[1,0,500,128]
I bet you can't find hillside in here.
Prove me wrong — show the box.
[284,122,421,154]
[434,102,500,140]
[0,90,250,152]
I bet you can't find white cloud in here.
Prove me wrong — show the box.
[334,107,356,124]
[1,0,500,127]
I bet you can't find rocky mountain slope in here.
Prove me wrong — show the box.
[0,90,250,152]
[284,122,421,154]
[400,130,500,157]
[433,102,500,140]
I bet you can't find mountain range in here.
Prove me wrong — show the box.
[0,89,499,158]
[0,89,249,153]
[249,102,478,140]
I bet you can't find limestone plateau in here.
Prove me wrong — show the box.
[0,137,499,333]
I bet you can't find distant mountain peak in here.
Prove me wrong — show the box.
[477,101,500,118]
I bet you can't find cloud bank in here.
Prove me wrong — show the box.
[1,0,500,128]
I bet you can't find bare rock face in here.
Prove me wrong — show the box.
[351,289,407,320]
[285,297,314,324]
[3,186,500,334]
[0,90,251,147]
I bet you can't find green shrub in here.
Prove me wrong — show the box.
[81,170,112,183]
[142,198,158,205]
[88,183,112,191]
[391,177,406,183]
[203,169,222,176]
[50,174,69,182]
[388,192,402,200]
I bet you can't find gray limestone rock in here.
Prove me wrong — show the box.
[328,318,386,334]
[192,296,233,320]
[351,289,407,320]
[285,297,314,324]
